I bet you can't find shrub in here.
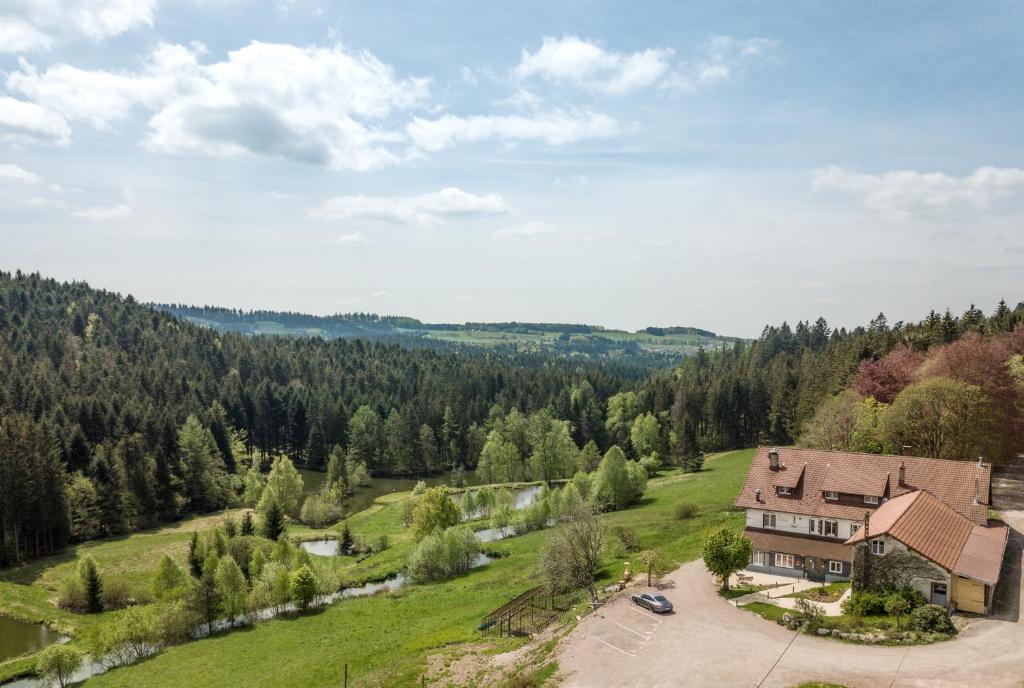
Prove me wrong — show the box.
[373,534,389,552]
[639,453,662,477]
[36,645,83,688]
[793,598,825,631]
[909,604,956,634]
[408,525,481,583]
[100,575,135,610]
[158,599,201,645]
[674,502,699,520]
[300,494,344,528]
[841,590,886,617]
[884,593,911,629]
[521,501,551,533]
[412,480,427,496]
[57,575,85,612]
[614,526,640,552]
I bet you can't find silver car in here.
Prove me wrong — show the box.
[631,592,673,613]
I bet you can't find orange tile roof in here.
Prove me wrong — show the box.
[845,490,1007,585]
[773,463,804,489]
[734,447,992,525]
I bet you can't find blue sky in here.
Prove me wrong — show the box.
[1,1,1022,337]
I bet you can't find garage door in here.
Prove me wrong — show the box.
[954,575,986,614]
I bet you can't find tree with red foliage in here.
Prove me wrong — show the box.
[851,346,925,404]
[921,333,1024,463]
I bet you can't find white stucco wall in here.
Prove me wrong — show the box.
[746,508,861,541]
[869,536,949,604]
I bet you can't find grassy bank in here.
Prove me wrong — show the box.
[0,448,754,687]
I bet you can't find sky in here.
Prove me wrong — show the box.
[0,1,1022,337]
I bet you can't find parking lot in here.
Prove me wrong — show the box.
[558,516,1024,688]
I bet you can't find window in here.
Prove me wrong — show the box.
[850,524,861,536]
[777,486,791,496]
[871,540,885,555]
[824,490,838,500]
[762,513,776,529]
[828,560,844,574]
[775,553,795,568]
[823,520,839,537]
[752,550,765,566]
[808,518,817,534]
[864,495,879,505]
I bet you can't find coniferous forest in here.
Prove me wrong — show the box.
[1,269,1021,569]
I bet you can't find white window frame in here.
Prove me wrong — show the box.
[871,540,885,556]
[777,486,791,496]
[762,513,776,529]
[850,523,861,536]
[823,520,839,537]
[774,553,795,569]
[828,560,844,574]
[809,518,818,534]
[864,495,879,505]
[752,550,765,566]
[824,490,839,501]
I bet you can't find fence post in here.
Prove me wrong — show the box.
[344,663,348,688]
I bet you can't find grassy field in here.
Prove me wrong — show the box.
[0,448,754,687]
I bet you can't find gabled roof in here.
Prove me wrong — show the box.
[773,463,804,489]
[734,447,992,525]
[821,463,888,497]
[845,489,1008,585]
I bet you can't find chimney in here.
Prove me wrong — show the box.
[768,448,779,470]
[898,462,905,486]
[755,488,761,503]
[901,445,913,456]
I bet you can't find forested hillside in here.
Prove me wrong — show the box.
[660,304,1024,464]
[0,272,633,567]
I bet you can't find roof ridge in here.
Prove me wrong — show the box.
[760,445,993,467]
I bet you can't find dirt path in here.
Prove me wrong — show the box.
[555,512,1024,688]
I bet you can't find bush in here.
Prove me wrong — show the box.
[842,587,926,617]
[841,590,886,617]
[674,502,699,520]
[36,645,83,688]
[158,599,201,645]
[521,501,550,533]
[639,453,661,477]
[100,575,135,610]
[793,598,825,631]
[909,604,956,634]
[408,525,481,583]
[614,526,640,552]
[57,575,85,612]
[299,494,344,528]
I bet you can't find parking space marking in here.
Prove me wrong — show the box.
[590,635,636,657]
[613,620,652,639]
[626,605,663,623]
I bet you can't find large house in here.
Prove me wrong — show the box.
[734,447,1008,613]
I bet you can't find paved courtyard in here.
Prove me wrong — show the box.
[556,511,1024,688]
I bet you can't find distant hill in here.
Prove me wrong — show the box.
[153,304,744,366]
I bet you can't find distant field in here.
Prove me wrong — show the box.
[159,305,744,366]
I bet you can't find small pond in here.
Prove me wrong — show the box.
[300,538,340,557]
[299,469,487,516]
[0,616,63,662]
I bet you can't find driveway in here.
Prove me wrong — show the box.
[556,511,1024,688]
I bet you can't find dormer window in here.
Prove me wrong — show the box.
[824,490,838,501]
[777,486,791,496]
[864,495,879,505]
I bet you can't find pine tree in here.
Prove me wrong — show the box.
[262,500,285,541]
[79,556,103,613]
[240,511,255,537]
[188,531,202,578]
[339,523,353,556]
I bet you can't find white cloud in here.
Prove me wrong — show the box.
[0,163,40,184]
[0,96,71,145]
[494,221,557,240]
[407,110,617,153]
[662,35,777,93]
[8,41,432,170]
[311,187,508,225]
[74,204,134,220]
[336,231,367,245]
[0,0,158,52]
[812,165,1024,220]
[514,36,673,95]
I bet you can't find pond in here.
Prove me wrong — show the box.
[299,468,487,516]
[0,616,63,662]
[337,552,494,598]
